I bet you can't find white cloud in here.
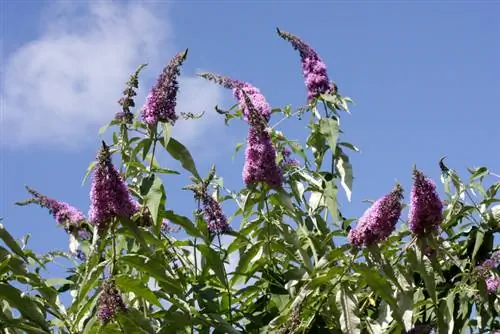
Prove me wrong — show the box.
[0,1,224,150]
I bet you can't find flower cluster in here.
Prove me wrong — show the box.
[476,251,500,294]
[141,50,187,126]
[115,65,145,124]
[408,169,443,236]
[485,276,500,293]
[277,28,333,101]
[202,194,230,235]
[199,72,270,126]
[89,142,139,231]
[279,147,299,172]
[19,187,85,230]
[348,184,404,247]
[97,279,127,323]
[201,72,283,188]
[243,128,283,188]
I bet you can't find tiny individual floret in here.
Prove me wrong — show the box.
[89,142,139,231]
[408,169,443,236]
[141,50,188,125]
[97,279,127,323]
[348,184,404,247]
[277,28,333,101]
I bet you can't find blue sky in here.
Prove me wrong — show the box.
[1,0,499,274]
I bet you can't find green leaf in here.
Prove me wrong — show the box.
[336,148,354,202]
[120,254,182,295]
[0,283,48,330]
[45,278,74,287]
[164,137,200,179]
[114,275,162,308]
[356,265,397,310]
[471,229,484,263]
[120,216,150,251]
[233,142,244,160]
[197,244,226,286]
[0,224,27,261]
[336,287,360,334]
[142,174,165,231]
[163,122,172,147]
[82,160,97,186]
[164,210,202,238]
[319,118,339,152]
[324,180,339,224]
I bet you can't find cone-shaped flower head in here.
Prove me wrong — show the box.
[201,72,281,187]
[199,72,271,125]
[408,169,443,236]
[202,194,230,234]
[348,184,404,247]
[89,142,139,231]
[97,279,126,323]
[277,28,333,101]
[141,49,187,126]
[21,187,85,228]
[243,127,283,188]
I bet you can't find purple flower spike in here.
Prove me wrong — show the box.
[202,194,230,235]
[486,276,500,294]
[21,187,85,229]
[348,184,404,247]
[277,28,333,101]
[141,49,188,126]
[97,279,127,323]
[409,169,443,237]
[243,128,283,189]
[199,72,271,126]
[89,142,139,231]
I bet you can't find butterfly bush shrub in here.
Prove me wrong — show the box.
[1,27,499,334]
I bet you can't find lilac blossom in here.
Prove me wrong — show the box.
[21,187,85,228]
[89,142,139,231]
[202,194,230,234]
[277,28,333,101]
[408,169,443,236]
[348,184,404,247]
[243,128,283,188]
[199,72,270,125]
[486,276,500,293]
[141,50,187,125]
[279,147,300,172]
[97,279,127,323]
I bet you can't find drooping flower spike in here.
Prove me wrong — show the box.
[201,72,282,188]
[17,186,85,230]
[277,28,334,102]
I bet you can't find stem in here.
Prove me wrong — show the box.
[263,192,276,269]
[148,126,158,174]
[217,233,233,325]
[111,221,117,276]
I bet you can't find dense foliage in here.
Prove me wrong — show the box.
[1,28,499,334]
